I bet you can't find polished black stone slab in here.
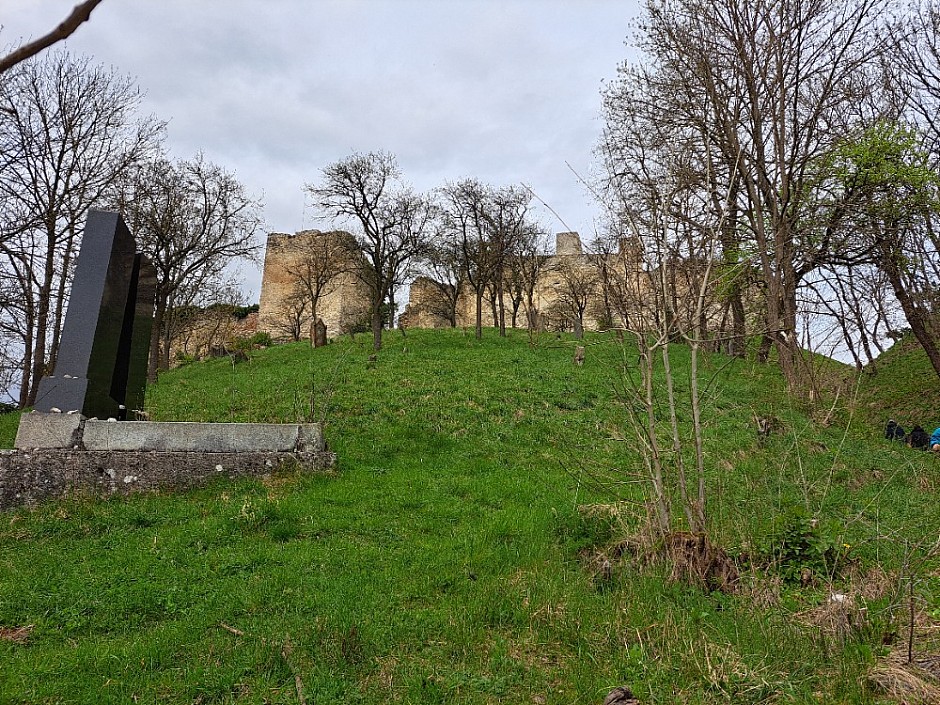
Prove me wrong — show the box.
[34,210,155,418]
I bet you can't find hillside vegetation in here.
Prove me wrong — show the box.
[1,329,939,704]
[855,335,940,432]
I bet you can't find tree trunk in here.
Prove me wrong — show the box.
[757,333,773,363]
[883,254,940,378]
[729,291,746,357]
[497,276,506,337]
[773,282,801,391]
[161,311,173,372]
[386,288,396,329]
[525,292,538,332]
[488,285,498,329]
[147,299,165,384]
[19,312,33,408]
[371,305,383,351]
[27,235,57,406]
[475,289,483,339]
[510,299,520,328]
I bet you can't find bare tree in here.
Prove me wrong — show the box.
[803,266,891,371]
[306,152,433,351]
[0,0,105,74]
[270,283,310,343]
[0,50,163,405]
[480,185,535,337]
[605,0,891,390]
[550,256,599,340]
[614,159,738,537]
[439,179,497,339]
[894,1,940,155]
[506,224,550,330]
[110,154,263,381]
[420,234,463,327]
[438,180,541,337]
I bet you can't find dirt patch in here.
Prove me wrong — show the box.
[0,625,33,644]
[869,651,940,704]
[664,531,739,593]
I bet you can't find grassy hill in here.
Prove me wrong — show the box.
[855,335,940,432]
[1,328,939,704]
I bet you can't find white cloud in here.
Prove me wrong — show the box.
[4,0,641,299]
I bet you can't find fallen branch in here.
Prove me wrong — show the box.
[217,622,245,637]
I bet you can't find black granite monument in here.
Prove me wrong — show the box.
[34,210,156,419]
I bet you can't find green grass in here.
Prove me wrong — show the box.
[0,408,20,448]
[1,328,938,703]
[855,334,940,432]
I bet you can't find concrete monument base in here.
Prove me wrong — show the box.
[4,413,335,511]
[15,414,326,453]
[0,448,335,510]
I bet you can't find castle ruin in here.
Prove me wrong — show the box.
[257,230,370,341]
[255,229,745,341]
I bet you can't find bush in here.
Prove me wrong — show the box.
[758,506,848,583]
[173,350,198,367]
[340,314,372,336]
[233,303,260,320]
[248,331,272,347]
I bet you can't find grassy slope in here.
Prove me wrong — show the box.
[0,329,938,704]
[0,408,20,448]
[855,336,940,432]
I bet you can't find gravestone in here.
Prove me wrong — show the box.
[33,210,156,419]
[310,317,327,348]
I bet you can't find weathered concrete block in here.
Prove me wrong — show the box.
[297,424,324,451]
[14,412,85,450]
[0,449,336,510]
[82,421,324,453]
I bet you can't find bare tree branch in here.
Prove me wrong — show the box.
[0,0,105,74]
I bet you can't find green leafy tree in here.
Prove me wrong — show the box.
[830,122,940,376]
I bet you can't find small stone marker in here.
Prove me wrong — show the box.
[32,210,156,419]
[603,686,639,705]
[310,317,327,348]
[574,345,585,366]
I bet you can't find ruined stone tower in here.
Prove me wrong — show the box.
[257,230,370,341]
[555,231,583,256]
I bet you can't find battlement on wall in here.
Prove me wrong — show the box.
[555,231,583,256]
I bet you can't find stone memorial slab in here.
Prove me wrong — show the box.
[311,317,327,348]
[33,210,155,419]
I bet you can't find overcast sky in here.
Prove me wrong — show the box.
[4,0,641,300]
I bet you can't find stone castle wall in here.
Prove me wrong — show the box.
[447,232,608,331]
[398,276,455,329]
[405,231,744,335]
[170,310,259,362]
[255,229,750,340]
[257,230,371,341]
[555,231,583,256]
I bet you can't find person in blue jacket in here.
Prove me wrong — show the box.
[931,427,940,452]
